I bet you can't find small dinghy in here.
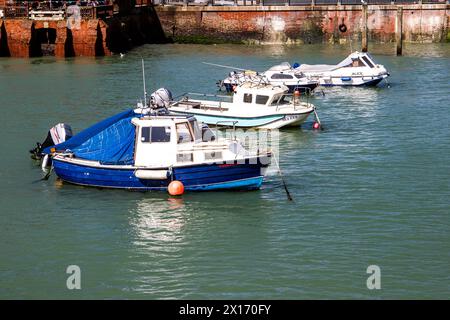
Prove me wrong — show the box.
[38,89,271,192]
[295,51,390,86]
[169,82,320,130]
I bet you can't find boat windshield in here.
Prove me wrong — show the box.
[344,58,365,68]
[271,94,292,106]
[189,119,202,141]
[361,55,375,68]
[176,122,193,144]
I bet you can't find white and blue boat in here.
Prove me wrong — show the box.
[295,51,390,86]
[41,93,271,192]
[169,82,318,130]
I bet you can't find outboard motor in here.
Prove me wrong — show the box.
[30,123,73,160]
[149,88,173,114]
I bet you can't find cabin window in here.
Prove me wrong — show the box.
[255,95,269,105]
[361,56,375,68]
[243,93,252,103]
[271,73,294,80]
[176,122,193,144]
[141,126,171,143]
[177,153,193,163]
[189,119,202,141]
[205,151,222,160]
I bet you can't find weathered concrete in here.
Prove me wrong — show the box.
[362,4,368,51]
[396,7,403,55]
[155,4,450,45]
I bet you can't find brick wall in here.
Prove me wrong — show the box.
[155,4,450,44]
[0,19,110,58]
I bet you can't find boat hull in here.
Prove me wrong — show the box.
[52,157,269,191]
[319,76,385,87]
[169,110,313,129]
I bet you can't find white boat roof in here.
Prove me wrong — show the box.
[296,64,337,72]
[296,51,377,72]
[236,82,289,94]
[131,114,196,126]
[266,62,292,72]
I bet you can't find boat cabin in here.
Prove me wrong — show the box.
[232,82,294,108]
[264,62,305,81]
[131,116,225,167]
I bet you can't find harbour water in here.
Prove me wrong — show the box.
[0,43,449,299]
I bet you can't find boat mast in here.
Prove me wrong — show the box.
[142,58,147,106]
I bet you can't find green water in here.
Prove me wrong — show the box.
[0,43,449,299]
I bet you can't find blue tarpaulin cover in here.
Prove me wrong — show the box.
[44,109,139,165]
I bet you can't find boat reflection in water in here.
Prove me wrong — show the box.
[129,197,187,244]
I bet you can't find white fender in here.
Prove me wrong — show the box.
[41,154,50,172]
[134,170,168,180]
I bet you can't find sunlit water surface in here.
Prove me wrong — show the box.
[0,43,449,299]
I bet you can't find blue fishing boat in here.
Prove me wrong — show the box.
[41,92,271,192]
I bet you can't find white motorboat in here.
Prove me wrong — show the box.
[169,82,320,130]
[295,51,390,86]
[220,67,319,94]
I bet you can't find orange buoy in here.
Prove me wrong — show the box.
[313,121,321,130]
[168,180,184,196]
[294,90,301,97]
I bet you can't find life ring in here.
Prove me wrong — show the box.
[338,23,347,33]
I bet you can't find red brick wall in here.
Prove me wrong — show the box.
[1,19,110,58]
[156,5,450,44]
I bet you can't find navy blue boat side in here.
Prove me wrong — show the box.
[52,159,266,191]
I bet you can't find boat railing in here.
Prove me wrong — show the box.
[174,92,232,112]
[162,1,449,7]
[185,92,231,100]
[274,90,310,112]
[2,2,114,20]
[214,121,238,141]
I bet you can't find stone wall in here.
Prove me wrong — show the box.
[155,4,450,45]
[2,4,448,57]
[0,6,167,57]
[0,19,110,57]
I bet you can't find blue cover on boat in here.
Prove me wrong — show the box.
[43,109,138,165]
